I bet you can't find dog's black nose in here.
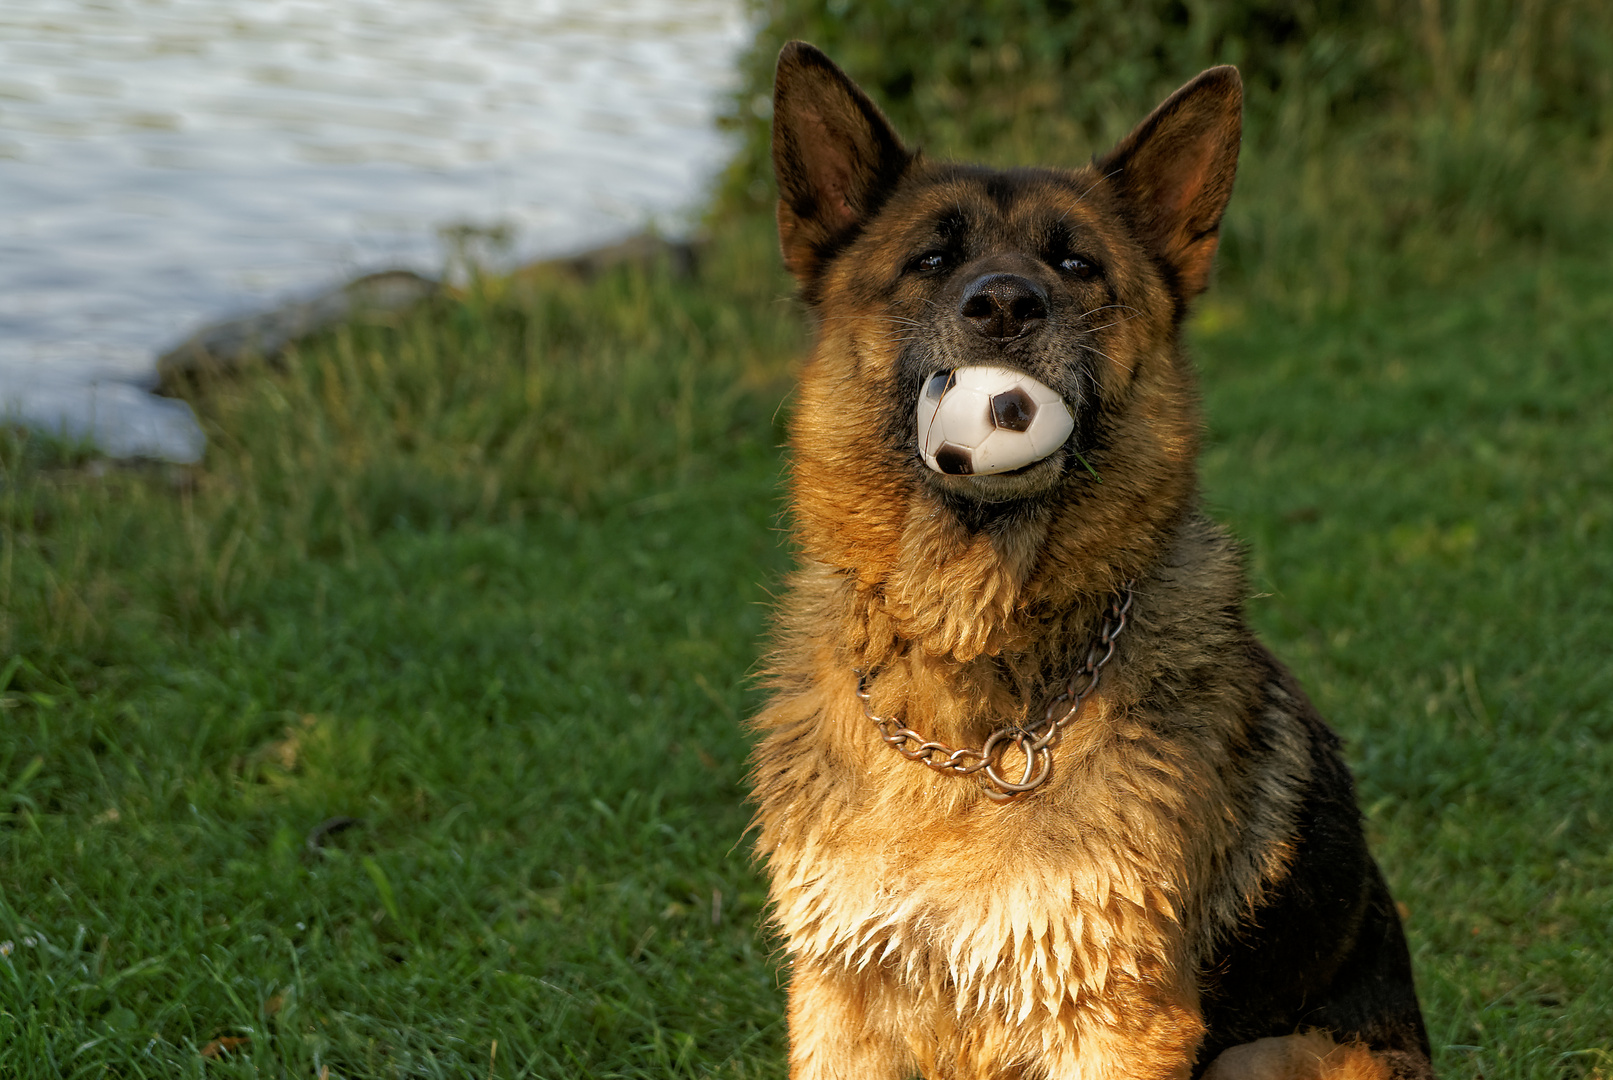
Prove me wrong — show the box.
[958,273,1048,341]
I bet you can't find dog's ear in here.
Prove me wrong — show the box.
[1096,66,1242,300]
[772,41,910,286]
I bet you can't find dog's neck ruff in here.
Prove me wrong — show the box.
[855,583,1135,801]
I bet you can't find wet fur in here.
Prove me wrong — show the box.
[751,42,1433,1080]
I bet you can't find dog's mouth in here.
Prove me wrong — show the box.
[915,366,1075,478]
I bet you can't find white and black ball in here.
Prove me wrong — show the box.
[916,366,1075,476]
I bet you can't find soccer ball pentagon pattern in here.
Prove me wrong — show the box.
[916,366,1075,476]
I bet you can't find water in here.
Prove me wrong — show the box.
[0,0,750,461]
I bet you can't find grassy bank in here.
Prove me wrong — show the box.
[4,2,1612,1076]
[1,217,804,1077]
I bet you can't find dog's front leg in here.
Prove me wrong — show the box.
[786,958,914,1080]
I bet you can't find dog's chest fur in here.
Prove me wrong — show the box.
[766,711,1191,1024]
[750,527,1316,1073]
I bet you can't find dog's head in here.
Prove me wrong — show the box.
[772,42,1242,654]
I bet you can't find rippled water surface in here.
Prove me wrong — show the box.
[0,0,748,459]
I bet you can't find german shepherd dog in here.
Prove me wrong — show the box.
[749,42,1434,1080]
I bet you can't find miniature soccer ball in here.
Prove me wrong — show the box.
[916,366,1075,476]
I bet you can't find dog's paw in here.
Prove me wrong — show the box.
[1202,1033,1390,1080]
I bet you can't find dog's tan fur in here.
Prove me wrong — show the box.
[754,528,1326,1078]
[749,42,1430,1080]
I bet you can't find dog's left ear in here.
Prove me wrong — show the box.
[1096,66,1242,299]
[772,42,911,287]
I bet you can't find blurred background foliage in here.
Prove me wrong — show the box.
[722,0,1613,309]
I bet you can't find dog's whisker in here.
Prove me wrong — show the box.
[1078,304,1141,320]
[1084,317,1142,334]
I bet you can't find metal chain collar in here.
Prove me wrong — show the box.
[853,583,1135,803]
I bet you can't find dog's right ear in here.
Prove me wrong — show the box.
[772,42,910,287]
[1094,66,1243,301]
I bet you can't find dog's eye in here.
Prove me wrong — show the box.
[1059,255,1099,279]
[910,251,948,275]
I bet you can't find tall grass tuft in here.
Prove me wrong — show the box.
[1,214,803,686]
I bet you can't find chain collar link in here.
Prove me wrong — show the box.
[853,583,1135,802]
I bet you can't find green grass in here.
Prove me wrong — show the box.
[1197,256,1613,1074]
[4,4,1613,1075]
[0,217,805,1078]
